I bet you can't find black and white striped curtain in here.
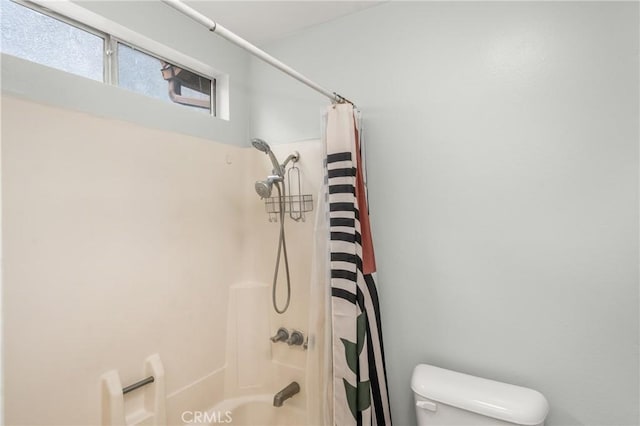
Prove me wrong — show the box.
[325,104,392,426]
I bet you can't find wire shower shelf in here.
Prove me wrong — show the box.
[264,194,313,222]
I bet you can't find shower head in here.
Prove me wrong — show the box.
[251,138,271,153]
[251,138,284,177]
[255,180,273,199]
[254,175,282,199]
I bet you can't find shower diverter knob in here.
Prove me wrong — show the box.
[287,330,304,346]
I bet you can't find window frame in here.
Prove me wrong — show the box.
[5,0,218,117]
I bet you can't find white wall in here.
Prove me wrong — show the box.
[249,2,640,425]
[2,96,251,424]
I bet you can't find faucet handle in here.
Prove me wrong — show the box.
[287,330,304,346]
[270,327,289,343]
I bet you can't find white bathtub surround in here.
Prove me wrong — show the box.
[165,367,225,426]
[243,139,324,363]
[224,282,273,397]
[261,141,325,405]
[2,96,249,425]
[2,93,326,424]
[155,140,325,425]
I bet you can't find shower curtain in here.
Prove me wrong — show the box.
[307,103,392,426]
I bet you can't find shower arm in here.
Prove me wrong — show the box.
[280,151,300,171]
[270,152,300,177]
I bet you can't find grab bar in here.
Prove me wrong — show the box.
[122,376,154,394]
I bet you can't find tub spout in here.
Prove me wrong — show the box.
[273,382,300,407]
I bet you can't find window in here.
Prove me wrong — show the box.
[0,0,216,115]
[117,43,214,113]
[0,0,103,81]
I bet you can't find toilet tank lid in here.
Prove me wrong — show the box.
[411,364,549,425]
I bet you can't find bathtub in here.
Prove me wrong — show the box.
[183,394,305,425]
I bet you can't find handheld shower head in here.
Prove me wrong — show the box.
[251,138,271,153]
[251,138,283,177]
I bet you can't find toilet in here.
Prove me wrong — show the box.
[411,364,549,426]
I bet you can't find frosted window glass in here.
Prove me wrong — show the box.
[118,43,172,102]
[0,0,104,81]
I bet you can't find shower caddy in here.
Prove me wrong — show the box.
[264,159,313,222]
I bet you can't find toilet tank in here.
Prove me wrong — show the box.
[411,364,549,426]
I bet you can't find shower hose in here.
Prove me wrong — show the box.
[272,182,291,314]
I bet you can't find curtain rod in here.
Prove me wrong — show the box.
[161,0,354,106]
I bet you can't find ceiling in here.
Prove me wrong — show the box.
[184,1,384,46]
